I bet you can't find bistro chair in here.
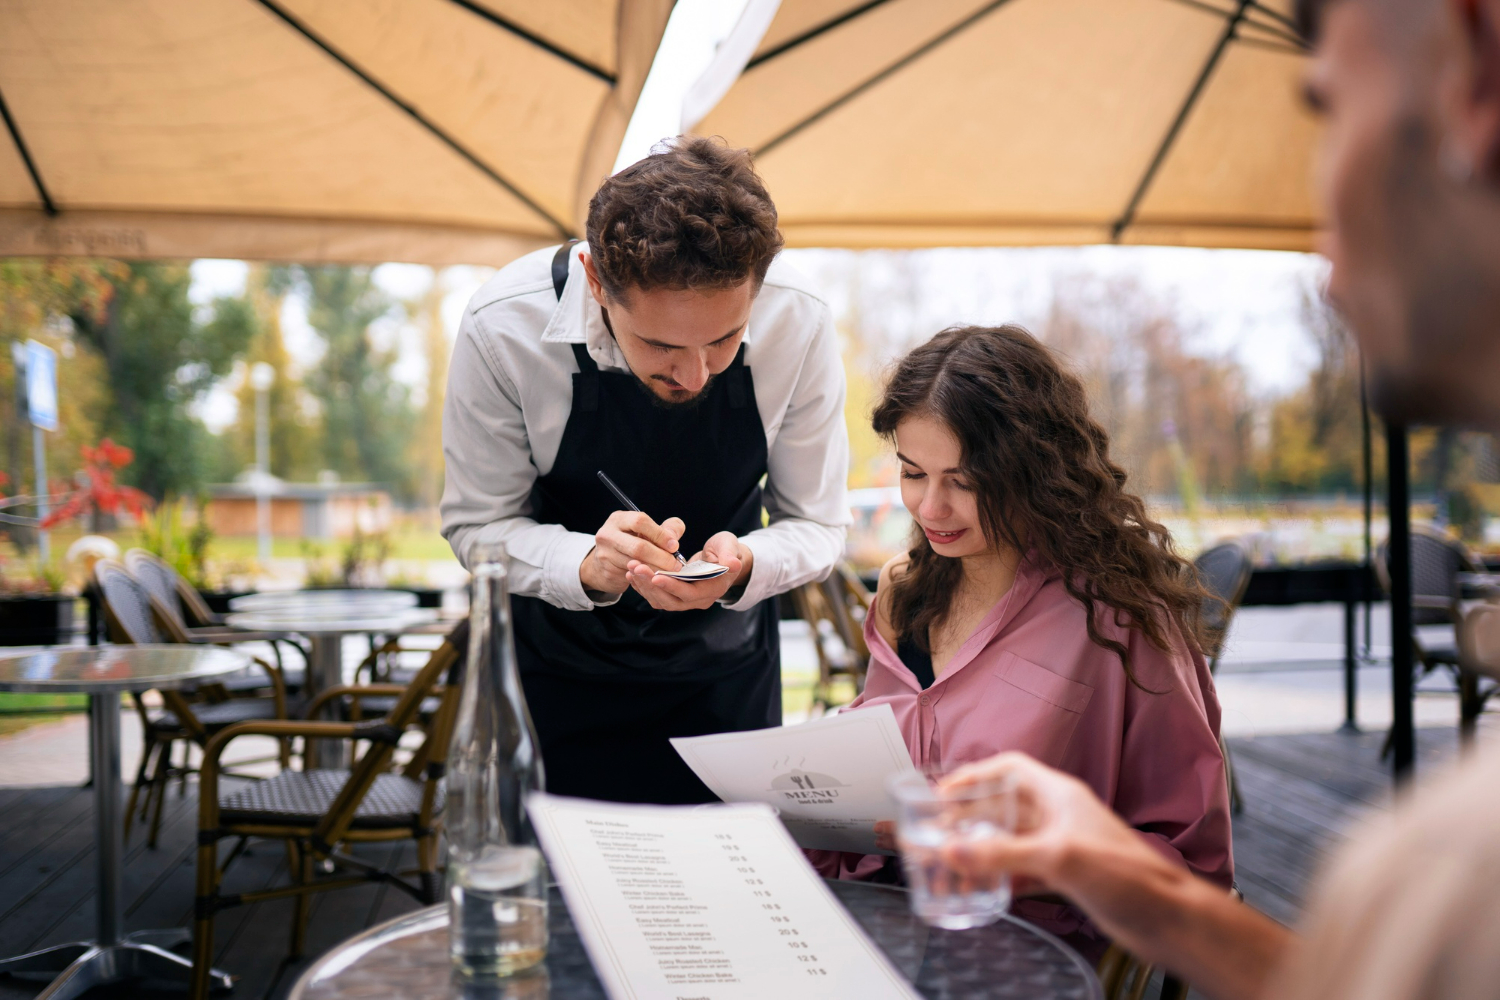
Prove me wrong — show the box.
[123,548,309,696]
[1193,540,1253,814]
[789,562,873,715]
[1097,944,1155,1000]
[188,619,468,1000]
[93,559,290,847]
[1376,524,1500,743]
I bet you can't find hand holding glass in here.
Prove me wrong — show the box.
[889,770,1016,930]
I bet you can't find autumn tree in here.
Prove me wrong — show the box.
[69,262,256,499]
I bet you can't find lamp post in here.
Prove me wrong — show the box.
[250,362,274,565]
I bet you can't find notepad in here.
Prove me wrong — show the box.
[661,559,730,581]
[527,794,921,1000]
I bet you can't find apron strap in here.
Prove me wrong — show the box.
[570,342,599,412]
[552,239,580,300]
[726,343,749,409]
[556,241,596,410]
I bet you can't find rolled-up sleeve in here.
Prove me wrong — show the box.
[1113,633,1234,888]
[723,302,851,611]
[439,315,609,611]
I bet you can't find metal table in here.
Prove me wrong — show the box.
[0,645,253,1000]
[289,881,1102,1000]
[225,591,436,768]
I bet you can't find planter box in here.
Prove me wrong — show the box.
[0,594,77,646]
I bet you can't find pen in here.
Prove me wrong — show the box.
[596,470,689,567]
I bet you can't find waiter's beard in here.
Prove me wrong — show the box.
[633,371,718,411]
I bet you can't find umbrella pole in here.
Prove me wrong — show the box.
[1387,421,1415,780]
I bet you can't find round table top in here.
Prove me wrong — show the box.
[289,881,1102,1000]
[228,589,419,614]
[0,645,254,693]
[226,603,437,635]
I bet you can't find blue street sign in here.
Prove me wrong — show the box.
[25,340,57,432]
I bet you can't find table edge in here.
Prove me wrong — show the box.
[0,644,255,692]
[287,882,1103,1000]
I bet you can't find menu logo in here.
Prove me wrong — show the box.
[768,756,847,806]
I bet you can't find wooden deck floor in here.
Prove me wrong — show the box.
[0,724,1485,1000]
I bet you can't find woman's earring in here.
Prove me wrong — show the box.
[1440,134,1476,184]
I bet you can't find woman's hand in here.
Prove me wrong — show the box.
[934,752,1291,1000]
[938,752,1152,898]
[874,820,897,852]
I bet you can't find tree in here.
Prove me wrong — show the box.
[0,259,122,547]
[1256,284,1379,495]
[409,268,449,507]
[274,265,416,497]
[223,266,318,483]
[70,262,255,499]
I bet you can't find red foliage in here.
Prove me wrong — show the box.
[40,438,152,528]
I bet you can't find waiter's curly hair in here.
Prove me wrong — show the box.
[585,136,783,300]
[873,326,1211,684]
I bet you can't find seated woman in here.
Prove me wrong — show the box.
[812,325,1232,943]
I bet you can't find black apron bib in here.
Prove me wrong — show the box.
[511,246,781,804]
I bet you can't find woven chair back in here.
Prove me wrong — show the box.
[314,618,470,848]
[124,549,188,629]
[1377,524,1478,627]
[94,558,171,644]
[1193,540,1253,660]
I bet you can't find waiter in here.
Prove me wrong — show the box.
[441,137,850,804]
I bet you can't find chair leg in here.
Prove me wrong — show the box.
[191,837,221,1000]
[288,841,312,959]
[1160,975,1189,1000]
[1459,669,1483,745]
[418,833,441,905]
[1220,732,1243,816]
[124,738,157,842]
[147,758,171,848]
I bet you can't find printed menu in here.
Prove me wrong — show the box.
[670,704,916,854]
[527,793,921,1000]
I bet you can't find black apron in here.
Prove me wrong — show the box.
[511,244,782,805]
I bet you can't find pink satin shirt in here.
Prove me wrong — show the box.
[810,555,1234,931]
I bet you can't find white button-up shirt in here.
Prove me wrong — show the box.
[440,243,851,613]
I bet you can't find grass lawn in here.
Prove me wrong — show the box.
[0,692,88,737]
[209,529,457,562]
[5,524,459,576]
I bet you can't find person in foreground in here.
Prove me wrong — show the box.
[811,326,1231,949]
[934,0,1500,996]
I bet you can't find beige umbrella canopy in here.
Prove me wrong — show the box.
[0,0,672,266]
[691,0,1319,251]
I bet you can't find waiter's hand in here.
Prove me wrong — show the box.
[579,512,687,596]
[627,530,754,611]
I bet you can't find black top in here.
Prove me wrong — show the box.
[896,635,936,690]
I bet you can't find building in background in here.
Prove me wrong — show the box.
[205,472,391,540]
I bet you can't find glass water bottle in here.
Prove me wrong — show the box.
[446,544,548,981]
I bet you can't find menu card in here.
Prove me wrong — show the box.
[527,793,921,1000]
[671,705,916,854]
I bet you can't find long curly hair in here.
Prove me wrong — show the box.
[872,325,1210,683]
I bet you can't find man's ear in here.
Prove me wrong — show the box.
[580,252,608,308]
[1456,0,1500,180]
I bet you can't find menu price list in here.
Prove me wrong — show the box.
[527,794,920,1000]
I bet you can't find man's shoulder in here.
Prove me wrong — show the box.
[467,245,561,316]
[752,255,833,351]
[760,254,831,312]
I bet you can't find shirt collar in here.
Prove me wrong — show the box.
[538,241,755,369]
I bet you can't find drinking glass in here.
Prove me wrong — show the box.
[888,769,1016,930]
[448,843,548,981]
